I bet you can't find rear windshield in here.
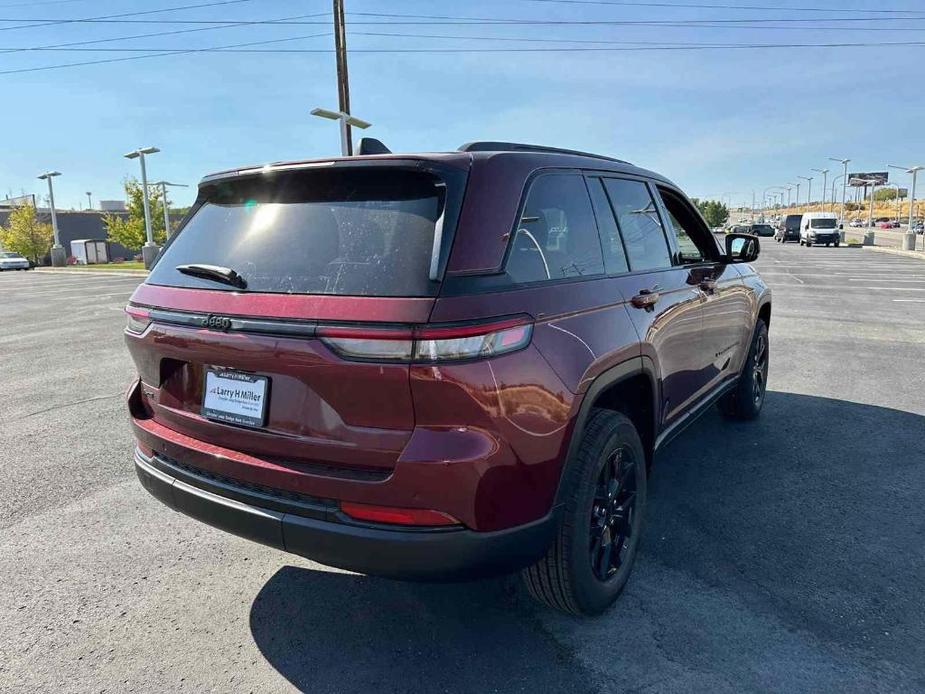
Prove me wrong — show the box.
[810,218,837,229]
[752,225,773,233]
[147,167,458,296]
[785,216,802,229]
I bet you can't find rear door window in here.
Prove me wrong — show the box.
[506,173,605,284]
[586,177,629,274]
[602,178,672,271]
[146,168,457,297]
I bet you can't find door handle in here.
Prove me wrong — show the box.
[631,287,660,310]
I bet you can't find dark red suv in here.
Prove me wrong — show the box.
[125,142,770,615]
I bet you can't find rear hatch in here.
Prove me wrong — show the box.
[126,161,467,475]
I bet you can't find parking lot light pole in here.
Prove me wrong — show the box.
[310,107,371,157]
[812,169,829,211]
[799,176,813,211]
[124,146,160,268]
[151,180,188,239]
[889,164,923,251]
[37,171,65,266]
[829,157,850,225]
[791,182,800,212]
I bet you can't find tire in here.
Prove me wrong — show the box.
[834,242,840,248]
[798,240,803,246]
[719,319,769,420]
[825,243,830,247]
[522,409,647,616]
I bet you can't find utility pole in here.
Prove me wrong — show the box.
[86,191,92,210]
[793,182,801,213]
[332,0,353,155]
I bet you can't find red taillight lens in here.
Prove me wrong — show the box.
[340,501,460,527]
[125,306,151,334]
[318,317,533,363]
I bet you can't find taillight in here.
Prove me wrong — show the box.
[340,501,460,527]
[125,306,151,334]
[318,317,533,363]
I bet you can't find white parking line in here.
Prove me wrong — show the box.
[892,299,925,303]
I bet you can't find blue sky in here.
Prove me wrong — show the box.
[1,0,923,211]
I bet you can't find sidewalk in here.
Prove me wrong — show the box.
[34,268,148,277]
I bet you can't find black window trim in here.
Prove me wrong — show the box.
[652,183,722,266]
[497,167,608,289]
[589,173,676,276]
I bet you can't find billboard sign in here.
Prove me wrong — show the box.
[848,171,888,186]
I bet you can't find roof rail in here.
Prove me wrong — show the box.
[458,141,630,164]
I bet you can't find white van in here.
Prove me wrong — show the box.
[800,212,840,247]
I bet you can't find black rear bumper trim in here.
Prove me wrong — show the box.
[135,449,556,580]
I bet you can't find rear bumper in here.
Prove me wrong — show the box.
[134,447,557,580]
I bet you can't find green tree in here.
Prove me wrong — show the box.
[104,177,167,250]
[0,204,53,264]
[693,198,730,228]
[872,188,898,202]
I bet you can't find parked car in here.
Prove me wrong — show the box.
[775,214,802,243]
[728,224,751,234]
[912,220,924,234]
[0,251,31,270]
[849,218,865,228]
[800,212,840,247]
[125,141,771,616]
[749,223,775,238]
[876,220,900,229]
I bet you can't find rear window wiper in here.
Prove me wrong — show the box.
[175,263,247,289]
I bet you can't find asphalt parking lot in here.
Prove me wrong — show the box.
[1,246,924,693]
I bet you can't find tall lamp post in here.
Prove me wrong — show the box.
[85,191,92,210]
[124,146,160,268]
[37,171,65,267]
[791,182,801,213]
[310,107,371,157]
[798,176,814,211]
[889,164,923,252]
[811,168,829,212]
[829,157,850,228]
[150,180,188,239]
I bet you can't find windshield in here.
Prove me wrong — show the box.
[810,218,837,229]
[1,252,22,258]
[147,167,462,297]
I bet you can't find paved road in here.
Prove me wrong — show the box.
[1,248,924,693]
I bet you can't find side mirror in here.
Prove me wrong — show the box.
[724,233,760,263]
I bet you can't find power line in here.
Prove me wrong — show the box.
[0,31,331,76]
[2,38,923,74]
[520,0,925,14]
[0,0,256,32]
[3,13,925,27]
[0,12,330,55]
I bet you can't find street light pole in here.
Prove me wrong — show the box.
[151,181,189,239]
[124,146,160,268]
[792,182,801,212]
[799,176,813,211]
[812,168,829,212]
[86,191,92,210]
[890,164,923,251]
[37,171,65,266]
[829,157,850,225]
[310,107,371,156]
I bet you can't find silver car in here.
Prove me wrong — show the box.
[0,252,31,270]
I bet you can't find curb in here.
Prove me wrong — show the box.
[862,246,925,261]
[34,268,149,277]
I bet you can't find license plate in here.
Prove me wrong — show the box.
[202,368,269,428]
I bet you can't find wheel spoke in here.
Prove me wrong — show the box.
[598,540,613,577]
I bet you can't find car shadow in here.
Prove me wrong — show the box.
[249,391,925,693]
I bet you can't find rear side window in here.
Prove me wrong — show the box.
[147,168,455,297]
[587,178,629,274]
[506,173,605,284]
[602,179,672,271]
